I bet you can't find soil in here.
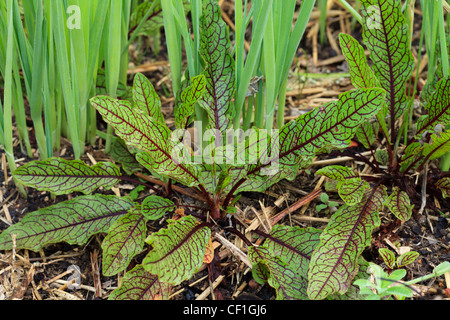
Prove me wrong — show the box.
[0,0,449,301]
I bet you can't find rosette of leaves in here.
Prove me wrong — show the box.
[1,0,388,300]
[306,0,450,300]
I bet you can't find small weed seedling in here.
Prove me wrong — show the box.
[378,247,419,270]
[354,261,450,300]
[315,192,340,213]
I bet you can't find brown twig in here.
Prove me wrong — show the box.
[269,188,322,226]
[90,250,102,299]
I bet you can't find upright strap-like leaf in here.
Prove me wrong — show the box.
[360,0,414,119]
[13,158,121,195]
[0,195,133,251]
[109,265,171,300]
[307,186,386,300]
[90,96,199,186]
[198,0,235,135]
[142,216,211,285]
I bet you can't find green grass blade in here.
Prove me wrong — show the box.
[318,0,328,45]
[438,0,449,77]
[11,0,33,95]
[2,0,26,195]
[104,0,124,153]
[191,0,202,76]
[51,0,81,159]
[233,0,273,129]
[263,6,276,130]
[30,0,49,159]
[161,0,182,96]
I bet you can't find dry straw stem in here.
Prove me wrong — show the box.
[310,151,373,166]
[215,233,252,269]
[195,274,226,300]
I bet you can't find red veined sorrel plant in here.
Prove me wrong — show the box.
[3,0,446,301]
[306,0,450,299]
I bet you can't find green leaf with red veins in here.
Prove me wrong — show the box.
[140,195,175,220]
[235,164,299,194]
[109,265,171,300]
[401,130,450,172]
[385,186,414,221]
[133,73,165,124]
[329,257,371,300]
[360,0,415,119]
[316,165,360,181]
[102,209,147,276]
[378,248,396,269]
[436,177,450,198]
[396,251,419,268]
[399,142,424,172]
[337,178,370,206]
[249,226,321,299]
[199,128,287,195]
[356,121,380,150]
[175,74,206,130]
[416,77,450,135]
[95,69,131,100]
[278,88,385,166]
[90,96,200,186]
[263,226,322,278]
[13,158,121,195]
[418,131,450,161]
[142,216,211,285]
[339,33,380,89]
[251,262,270,285]
[110,138,142,175]
[129,0,164,36]
[129,0,190,37]
[198,0,235,135]
[248,246,309,300]
[227,89,384,196]
[307,185,386,300]
[0,195,133,251]
[375,149,389,166]
[315,166,369,206]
